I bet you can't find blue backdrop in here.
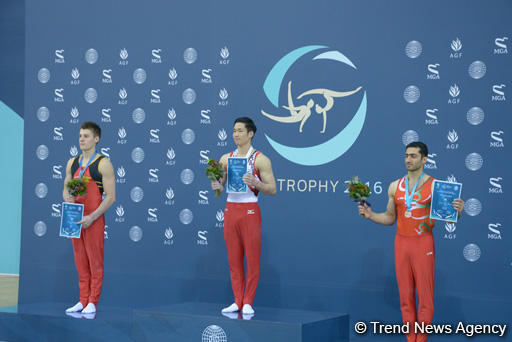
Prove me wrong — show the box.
[19,0,511,340]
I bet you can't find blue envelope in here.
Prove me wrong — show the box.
[429,180,462,223]
[59,202,84,238]
[226,157,248,193]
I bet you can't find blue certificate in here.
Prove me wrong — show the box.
[226,157,248,193]
[429,180,462,222]
[59,202,84,238]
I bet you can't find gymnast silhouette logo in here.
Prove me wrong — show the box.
[261,45,367,166]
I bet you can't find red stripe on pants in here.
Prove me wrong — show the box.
[395,233,435,342]
[224,202,261,308]
[72,215,105,306]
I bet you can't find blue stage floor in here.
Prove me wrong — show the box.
[0,302,349,341]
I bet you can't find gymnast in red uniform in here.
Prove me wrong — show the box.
[63,122,116,315]
[358,142,464,342]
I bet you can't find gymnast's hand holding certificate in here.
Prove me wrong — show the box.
[429,180,462,222]
[226,157,248,193]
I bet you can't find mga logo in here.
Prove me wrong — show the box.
[53,127,64,141]
[101,108,112,123]
[494,37,508,54]
[426,63,440,80]
[200,150,209,165]
[425,109,439,125]
[150,89,161,104]
[197,230,208,245]
[201,69,213,83]
[54,88,64,102]
[198,190,209,205]
[488,223,502,240]
[489,177,503,194]
[51,203,61,217]
[424,153,437,169]
[492,84,506,101]
[52,165,63,179]
[102,69,113,83]
[149,168,159,183]
[200,109,212,124]
[490,131,504,148]
[55,49,65,63]
[152,49,162,63]
[101,147,111,159]
[260,45,366,166]
[149,129,160,143]
[147,208,158,223]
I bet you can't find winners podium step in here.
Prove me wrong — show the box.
[0,302,349,342]
[133,302,349,342]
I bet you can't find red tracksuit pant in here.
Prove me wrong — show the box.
[395,233,435,342]
[72,215,105,306]
[224,202,261,308]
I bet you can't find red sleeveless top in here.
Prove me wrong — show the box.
[394,175,435,236]
[72,155,104,216]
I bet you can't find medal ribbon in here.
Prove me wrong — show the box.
[78,152,97,179]
[405,171,424,212]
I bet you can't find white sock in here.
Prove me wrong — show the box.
[81,303,96,314]
[242,304,254,315]
[65,302,84,313]
[221,303,239,313]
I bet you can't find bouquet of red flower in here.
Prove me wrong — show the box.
[347,175,371,205]
[206,159,225,197]
[66,177,90,197]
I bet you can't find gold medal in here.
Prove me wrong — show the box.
[405,211,412,218]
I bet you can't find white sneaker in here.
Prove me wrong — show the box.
[65,302,83,313]
[242,304,254,315]
[221,303,239,313]
[81,303,96,314]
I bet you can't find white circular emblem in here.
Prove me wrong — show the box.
[85,48,99,64]
[36,145,49,160]
[468,61,486,79]
[405,41,422,58]
[131,147,145,164]
[401,130,419,146]
[84,88,98,103]
[37,68,51,83]
[181,128,196,145]
[133,68,147,84]
[37,107,50,122]
[466,107,484,126]
[132,108,146,124]
[180,169,194,185]
[463,243,481,262]
[182,88,197,104]
[179,209,194,225]
[129,226,143,242]
[34,221,47,237]
[130,186,144,203]
[183,48,198,64]
[35,183,48,198]
[202,325,227,342]
[464,198,482,216]
[403,85,420,103]
[465,153,483,171]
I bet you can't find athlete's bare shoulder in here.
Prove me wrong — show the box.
[389,179,400,197]
[219,153,230,166]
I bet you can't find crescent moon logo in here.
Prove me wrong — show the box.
[261,46,367,166]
